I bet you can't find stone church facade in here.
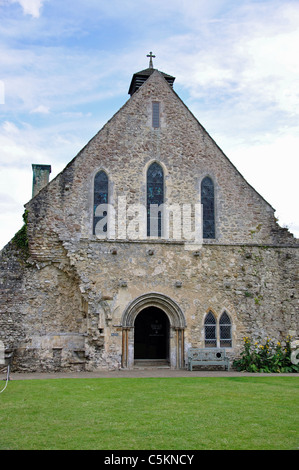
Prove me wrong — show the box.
[0,60,298,371]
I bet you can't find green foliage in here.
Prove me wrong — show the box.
[233,336,299,373]
[11,210,29,255]
[244,291,253,298]
[254,294,263,305]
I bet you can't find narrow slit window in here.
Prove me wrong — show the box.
[152,102,160,128]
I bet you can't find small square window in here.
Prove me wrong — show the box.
[152,102,160,128]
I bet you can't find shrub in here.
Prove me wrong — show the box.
[11,210,29,255]
[233,336,299,373]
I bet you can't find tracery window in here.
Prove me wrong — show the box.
[201,176,215,239]
[93,170,108,236]
[147,162,164,237]
[204,311,232,348]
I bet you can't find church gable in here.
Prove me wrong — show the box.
[25,66,295,255]
[0,58,297,373]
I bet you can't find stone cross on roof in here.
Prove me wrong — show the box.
[147,51,156,69]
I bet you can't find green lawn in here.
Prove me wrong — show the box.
[0,377,298,450]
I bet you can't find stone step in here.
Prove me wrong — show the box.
[134,359,170,369]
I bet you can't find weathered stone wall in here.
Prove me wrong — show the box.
[0,241,88,371]
[0,242,27,350]
[0,70,298,371]
[1,237,298,371]
[68,240,298,365]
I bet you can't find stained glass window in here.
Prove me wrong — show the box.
[147,162,164,237]
[220,312,232,347]
[93,170,108,235]
[201,177,215,239]
[204,311,217,348]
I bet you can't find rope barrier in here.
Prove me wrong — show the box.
[0,365,10,394]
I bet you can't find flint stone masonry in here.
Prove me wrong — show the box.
[0,68,298,372]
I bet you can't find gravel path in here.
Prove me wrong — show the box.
[1,368,298,380]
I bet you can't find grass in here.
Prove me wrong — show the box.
[0,377,298,450]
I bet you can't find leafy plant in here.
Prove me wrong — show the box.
[11,210,29,255]
[233,336,299,373]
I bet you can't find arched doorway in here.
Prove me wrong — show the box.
[121,293,186,369]
[134,307,170,360]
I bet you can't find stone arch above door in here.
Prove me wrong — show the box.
[121,293,186,369]
[121,292,186,329]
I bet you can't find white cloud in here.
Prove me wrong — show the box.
[0,119,87,171]
[0,119,82,248]
[169,2,299,101]
[30,105,50,114]
[0,167,32,249]
[10,0,45,18]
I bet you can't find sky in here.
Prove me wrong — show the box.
[0,0,298,249]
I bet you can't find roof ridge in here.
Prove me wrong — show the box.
[128,68,175,96]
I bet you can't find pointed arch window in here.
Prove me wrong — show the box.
[219,312,232,347]
[201,177,215,239]
[93,170,108,236]
[147,162,164,237]
[204,311,217,348]
[204,310,232,348]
